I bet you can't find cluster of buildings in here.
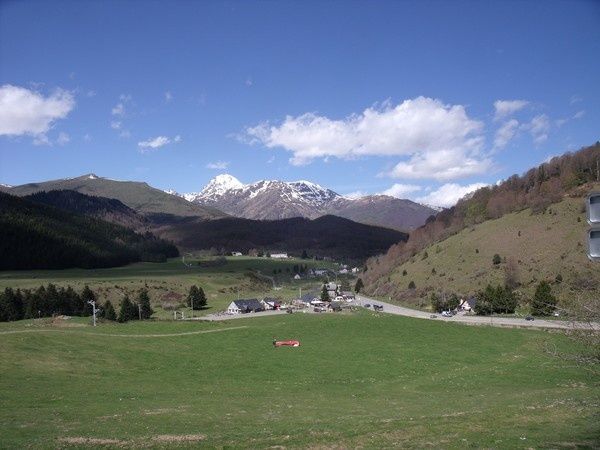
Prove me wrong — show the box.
[226,282,356,315]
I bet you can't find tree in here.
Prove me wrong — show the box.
[0,288,24,322]
[492,254,502,265]
[320,284,330,302]
[187,285,207,310]
[504,257,519,290]
[354,278,364,293]
[301,249,308,259]
[137,288,153,319]
[408,280,416,289]
[430,292,442,313]
[447,293,460,311]
[80,285,96,316]
[531,281,557,316]
[118,295,136,322]
[104,300,117,321]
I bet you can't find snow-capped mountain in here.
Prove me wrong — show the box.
[172,174,437,230]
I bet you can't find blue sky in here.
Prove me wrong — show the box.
[1,0,599,206]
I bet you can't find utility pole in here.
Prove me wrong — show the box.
[88,300,99,327]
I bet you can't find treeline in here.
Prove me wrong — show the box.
[0,284,156,323]
[0,192,179,270]
[429,280,557,316]
[0,284,97,321]
[364,142,600,286]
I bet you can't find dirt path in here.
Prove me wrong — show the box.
[0,325,248,337]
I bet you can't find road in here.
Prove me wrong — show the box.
[355,294,598,331]
[197,295,597,331]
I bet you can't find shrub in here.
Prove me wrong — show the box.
[492,254,502,265]
[531,281,557,316]
[408,281,416,290]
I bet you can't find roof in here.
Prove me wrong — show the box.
[263,297,281,305]
[232,299,264,310]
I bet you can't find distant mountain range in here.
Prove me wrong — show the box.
[6,174,226,219]
[169,174,436,231]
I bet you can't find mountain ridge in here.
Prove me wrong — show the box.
[170,173,436,230]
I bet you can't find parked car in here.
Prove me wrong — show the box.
[364,303,371,308]
[429,314,437,319]
[525,315,535,321]
[373,304,384,311]
[441,311,453,317]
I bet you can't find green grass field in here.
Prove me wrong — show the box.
[1,312,598,448]
[0,256,342,318]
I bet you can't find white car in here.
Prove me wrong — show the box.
[441,311,453,317]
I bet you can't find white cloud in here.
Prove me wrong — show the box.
[119,130,131,139]
[381,183,422,198]
[57,132,70,145]
[165,91,173,102]
[33,134,51,146]
[206,161,229,170]
[525,114,550,145]
[174,135,182,143]
[570,95,582,105]
[86,90,96,98]
[110,120,122,129]
[493,119,519,149]
[0,84,75,137]
[416,182,488,208]
[245,78,253,87]
[111,103,125,116]
[138,136,171,151]
[84,133,92,142]
[573,110,585,119]
[246,97,487,180]
[111,94,131,116]
[493,99,529,120]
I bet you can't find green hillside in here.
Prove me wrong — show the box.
[365,195,598,309]
[7,174,226,219]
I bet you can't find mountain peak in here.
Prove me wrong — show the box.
[195,173,244,202]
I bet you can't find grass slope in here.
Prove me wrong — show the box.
[367,197,598,309]
[0,313,597,448]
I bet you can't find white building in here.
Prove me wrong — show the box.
[270,253,288,259]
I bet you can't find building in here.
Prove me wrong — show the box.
[231,251,243,256]
[270,253,288,259]
[262,298,281,310]
[227,299,265,314]
[459,298,477,311]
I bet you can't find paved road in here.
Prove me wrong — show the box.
[197,295,597,331]
[355,294,598,331]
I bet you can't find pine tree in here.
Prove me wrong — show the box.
[137,288,153,319]
[118,295,135,322]
[80,285,96,316]
[320,284,330,302]
[187,285,207,310]
[104,300,117,321]
[354,278,364,293]
[531,281,557,316]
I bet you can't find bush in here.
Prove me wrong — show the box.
[492,254,502,265]
[354,278,364,293]
[104,300,117,321]
[187,285,207,310]
[408,281,416,290]
[474,284,518,315]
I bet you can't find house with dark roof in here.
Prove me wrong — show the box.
[227,299,265,314]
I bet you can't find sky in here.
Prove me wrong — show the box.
[1,0,599,207]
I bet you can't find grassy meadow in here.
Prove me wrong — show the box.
[0,311,598,448]
[0,256,341,318]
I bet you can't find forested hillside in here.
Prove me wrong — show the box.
[0,192,179,270]
[25,190,148,230]
[364,143,600,305]
[155,214,408,260]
